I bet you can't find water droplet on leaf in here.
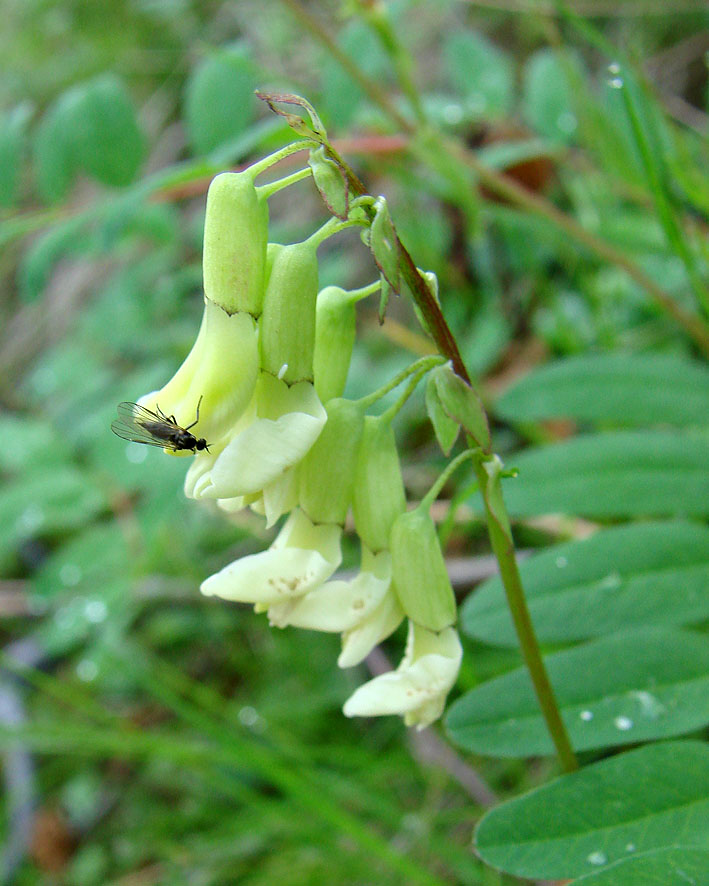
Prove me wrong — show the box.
[587,851,607,866]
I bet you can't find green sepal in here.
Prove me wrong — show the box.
[260,240,319,384]
[390,506,457,631]
[202,171,268,316]
[425,371,460,455]
[430,363,491,451]
[370,197,400,293]
[352,415,406,552]
[378,274,392,325]
[411,269,439,337]
[299,398,365,525]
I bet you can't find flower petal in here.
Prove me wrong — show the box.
[201,509,341,606]
[342,624,462,729]
[338,590,404,668]
[199,378,326,498]
[140,302,259,446]
[269,549,392,631]
[261,468,299,528]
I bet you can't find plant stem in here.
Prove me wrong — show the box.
[473,458,578,772]
[344,278,382,302]
[306,214,369,249]
[358,1,427,125]
[618,77,709,318]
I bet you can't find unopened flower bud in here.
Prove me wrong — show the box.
[299,398,365,525]
[352,415,406,552]
[390,505,456,632]
[260,240,319,384]
[202,172,268,316]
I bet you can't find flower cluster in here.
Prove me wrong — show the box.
[131,161,463,729]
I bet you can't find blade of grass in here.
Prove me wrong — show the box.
[109,644,452,886]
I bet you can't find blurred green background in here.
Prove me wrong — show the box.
[1,1,708,883]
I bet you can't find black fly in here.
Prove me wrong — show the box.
[111,397,210,453]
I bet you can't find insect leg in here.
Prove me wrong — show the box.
[185,395,204,431]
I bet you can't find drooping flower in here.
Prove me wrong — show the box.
[135,170,268,451]
[200,507,342,608]
[342,622,462,729]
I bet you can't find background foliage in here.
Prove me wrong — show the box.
[1,1,708,883]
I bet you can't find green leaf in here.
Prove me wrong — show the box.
[34,524,130,600]
[0,413,73,473]
[18,214,95,302]
[33,93,78,202]
[496,354,709,427]
[475,741,709,880]
[446,628,709,757]
[68,74,145,186]
[522,49,581,142]
[0,466,106,566]
[443,31,514,118]
[33,76,144,198]
[320,22,390,129]
[462,521,709,646]
[573,847,709,884]
[0,102,32,206]
[481,430,709,518]
[183,47,256,156]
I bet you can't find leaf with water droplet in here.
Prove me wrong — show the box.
[446,627,709,757]
[463,521,709,646]
[475,741,709,880]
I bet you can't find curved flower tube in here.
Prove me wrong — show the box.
[200,508,342,607]
[342,622,462,729]
[185,372,326,502]
[138,298,259,451]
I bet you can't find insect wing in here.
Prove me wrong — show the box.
[111,402,180,449]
